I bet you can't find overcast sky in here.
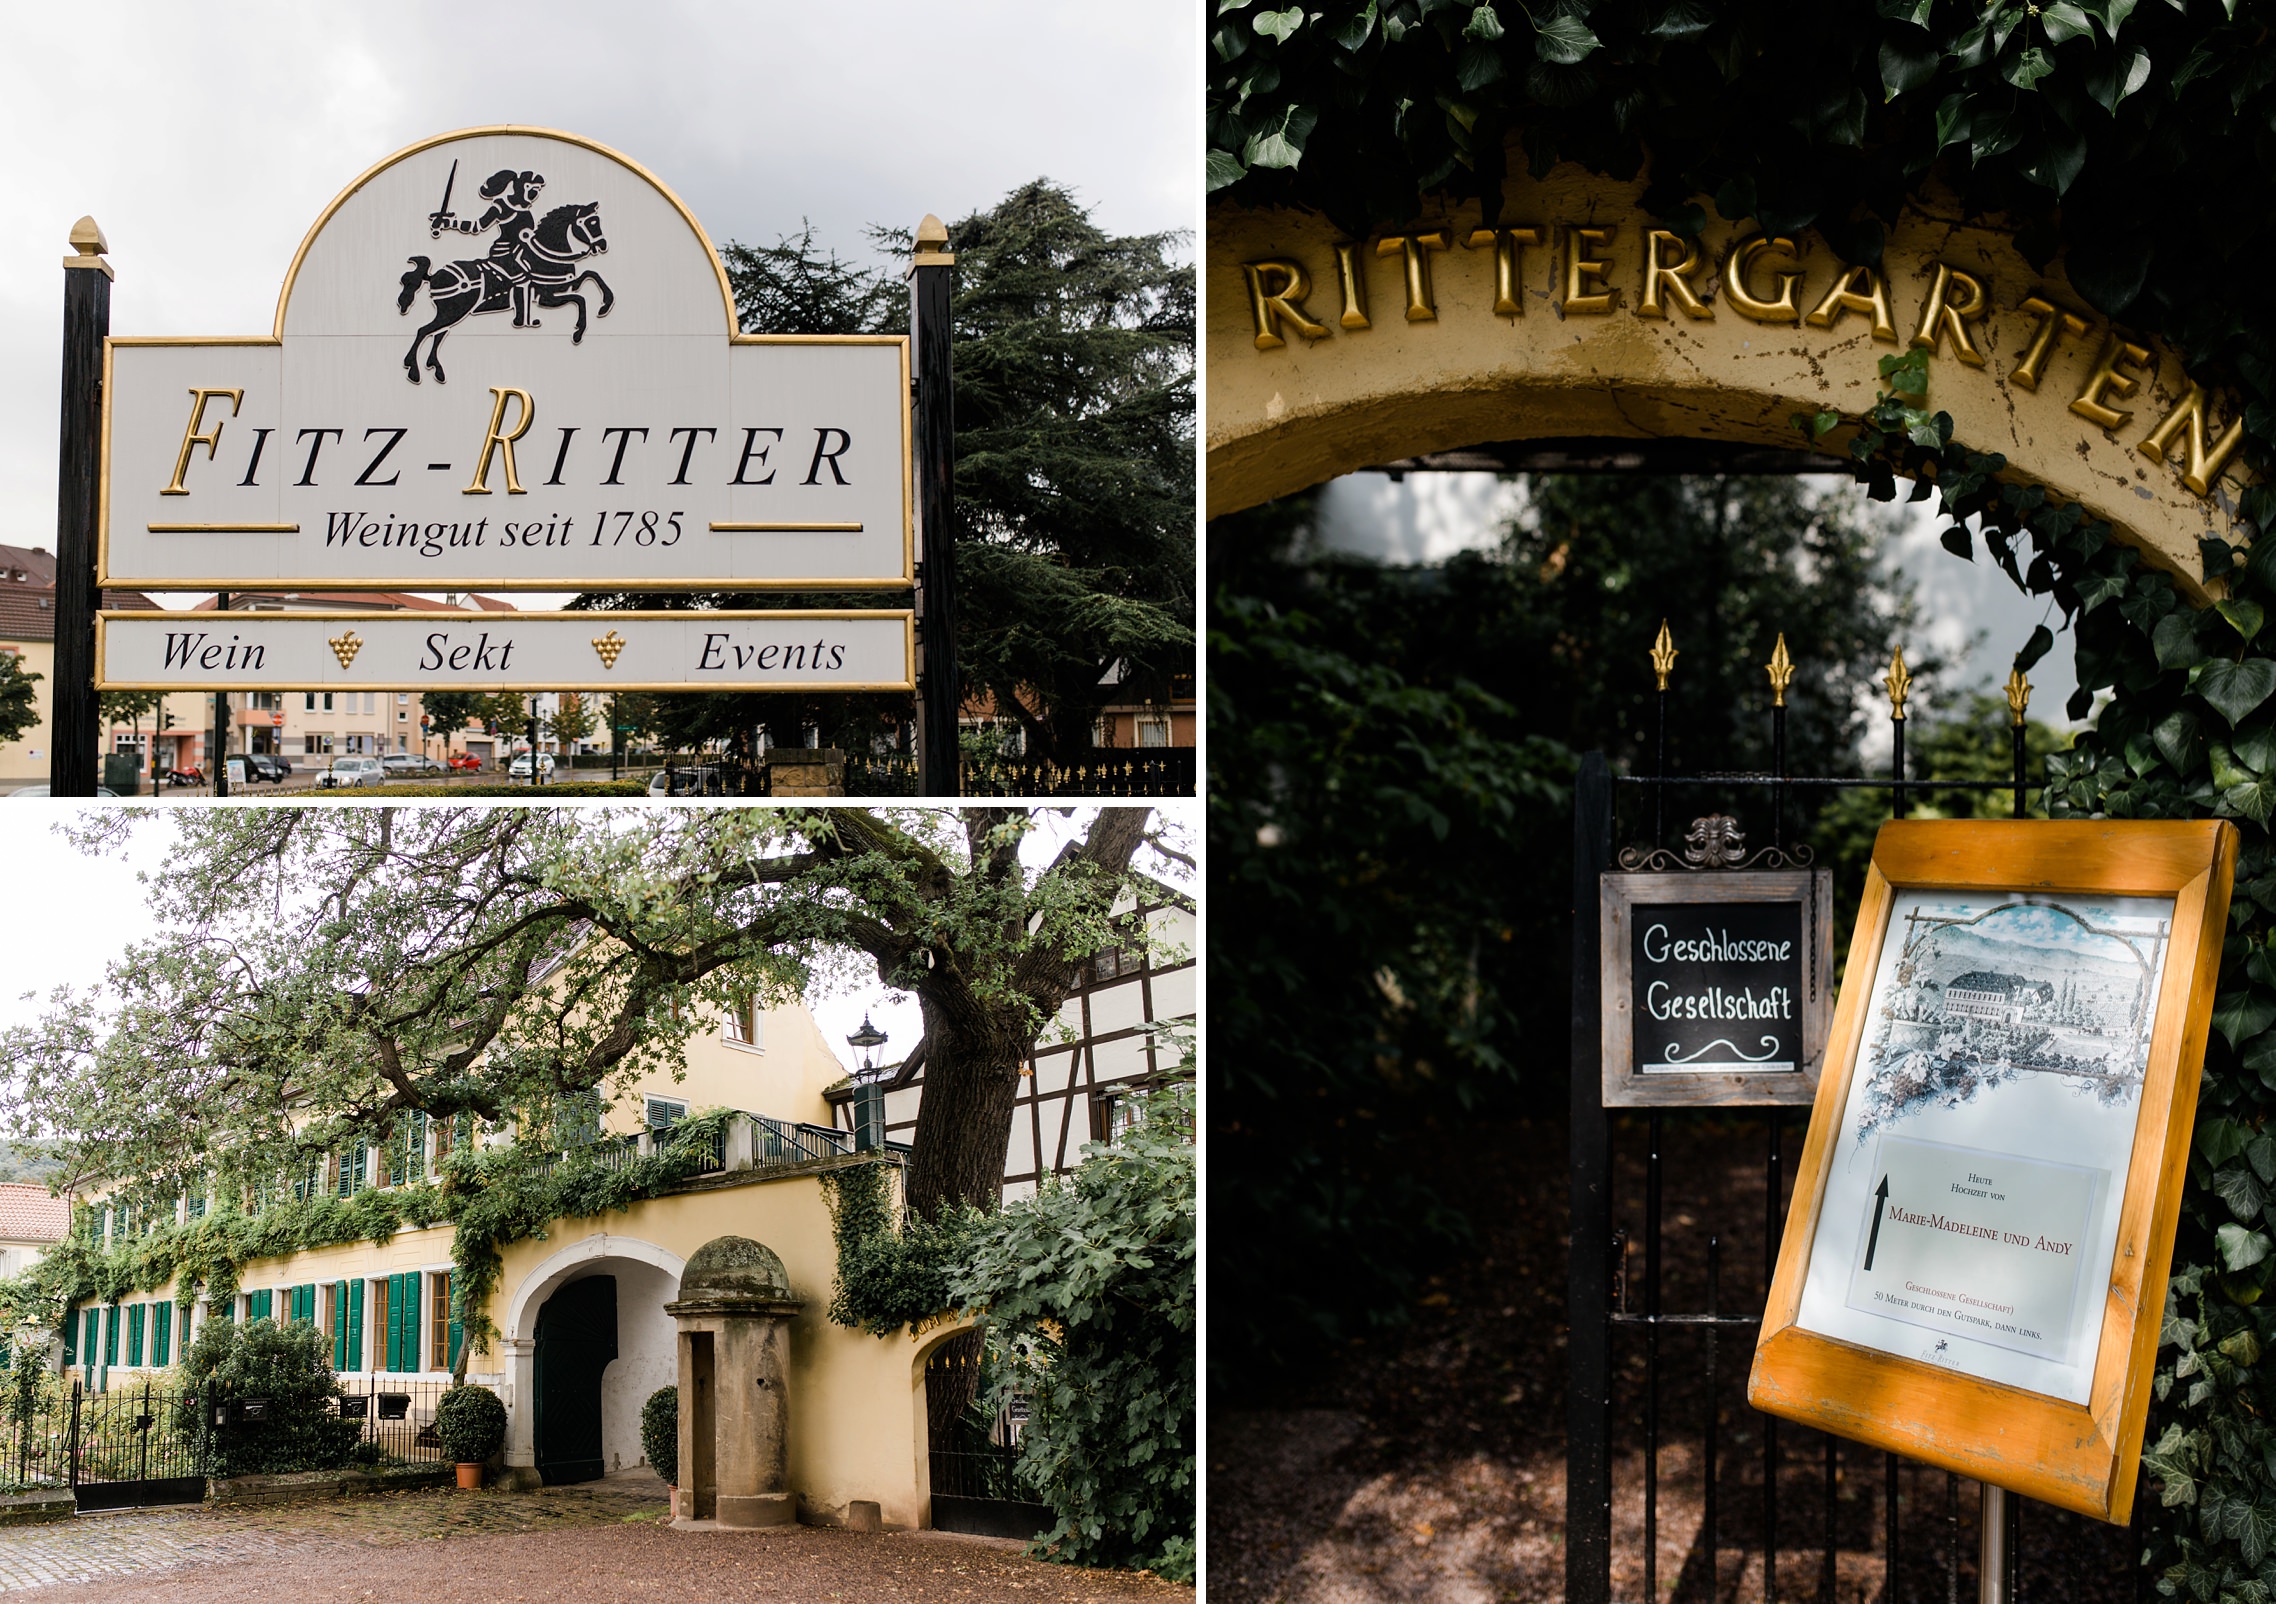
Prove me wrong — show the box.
[0,805,1191,1091]
[0,1,1198,565]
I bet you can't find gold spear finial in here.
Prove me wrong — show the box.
[2004,666,2031,727]
[1649,620,1678,692]
[1884,646,1912,720]
[1766,633,1795,708]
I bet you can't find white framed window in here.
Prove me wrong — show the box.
[723,997,762,1049]
[1137,714,1172,748]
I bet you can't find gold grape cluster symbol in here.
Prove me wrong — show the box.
[327,630,363,670]
[592,630,626,670]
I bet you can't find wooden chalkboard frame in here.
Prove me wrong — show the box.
[1600,869,1835,1108]
[1747,818,2237,1523]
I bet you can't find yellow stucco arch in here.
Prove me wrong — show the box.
[1207,166,2249,602]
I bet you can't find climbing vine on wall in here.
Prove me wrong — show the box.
[2,1110,736,1370]
[1212,3,2276,1594]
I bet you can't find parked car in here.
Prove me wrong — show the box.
[9,785,120,798]
[243,753,293,785]
[316,756,387,789]
[646,765,727,797]
[447,752,484,772]
[507,753,557,780]
[381,753,443,778]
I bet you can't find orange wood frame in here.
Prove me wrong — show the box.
[1746,818,2238,1523]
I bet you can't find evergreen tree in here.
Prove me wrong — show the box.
[0,654,37,746]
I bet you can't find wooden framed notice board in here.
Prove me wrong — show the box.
[1747,818,2238,1523]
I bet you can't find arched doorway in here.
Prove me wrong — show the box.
[534,1276,615,1485]
[507,1239,684,1484]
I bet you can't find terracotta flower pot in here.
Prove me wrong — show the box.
[455,1462,483,1491]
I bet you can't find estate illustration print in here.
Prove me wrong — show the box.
[1794,889,2176,1404]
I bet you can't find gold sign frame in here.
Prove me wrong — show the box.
[1748,818,2237,1523]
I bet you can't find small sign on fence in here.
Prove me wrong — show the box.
[1600,862,1834,1108]
[1748,819,2238,1523]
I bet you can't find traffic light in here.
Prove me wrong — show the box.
[161,710,174,730]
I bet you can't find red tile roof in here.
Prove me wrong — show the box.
[0,584,157,645]
[0,1184,69,1244]
[190,592,518,613]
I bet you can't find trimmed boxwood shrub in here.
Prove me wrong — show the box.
[640,1385,677,1486]
[181,1316,360,1476]
[434,1384,506,1465]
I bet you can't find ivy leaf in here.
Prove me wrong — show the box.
[1206,149,1248,192]
[1534,14,1602,63]
[2214,989,2276,1050]
[2086,45,2153,111]
[1242,103,1320,170]
[1935,92,1974,150]
[2251,1133,2276,1185]
[1941,524,1975,560]
[1648,0,1715,38]
[1253,6,1305,41]
[2220,1326,2264,1367]
[2020,122,2088,196]
[1881,27,1942,99]
[1465,3,1505,41]
[2218,1221,2274,1272]
[2203,1116,2254,1169]
[2086,0,2140,37]
[2220,598,2267,643]
[2153,707,2202,771]
[1456,43,1506,88]
[2198,659,2276,727]
[2155,610,2207,670]
[2213,1162,2270,1222]
[2005,45,2054,90]
[1334,2,1380,50]
[2041,2,2096,42]
[2234,1497,2276,1566]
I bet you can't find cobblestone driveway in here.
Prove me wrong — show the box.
[0,1477,1189,1602]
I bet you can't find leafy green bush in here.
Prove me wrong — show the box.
[433,1385,506,1464]
[955,1083,1195,1581]
[641,1386,677,1486]
[180,1316,359,1476]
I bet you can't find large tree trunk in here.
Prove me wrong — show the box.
[903,993,1029,1218]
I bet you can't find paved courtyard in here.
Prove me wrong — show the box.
[0,1475,1191,1602]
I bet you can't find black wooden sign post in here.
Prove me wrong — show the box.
[51,218,111,799]
[909,215,960,796]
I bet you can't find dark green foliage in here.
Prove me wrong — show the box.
[820,1161,979,1338]
[937,182,1195,761]
[956,1085,1196,1583]
[0,654,39,747]
[1210,474,1917,1370]
[723,222,901,337]
[179,1316,359,1476]
[433,1384,506,1464]
[640,1386,677,1487]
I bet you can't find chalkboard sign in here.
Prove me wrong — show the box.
[1601,870,1834,1107]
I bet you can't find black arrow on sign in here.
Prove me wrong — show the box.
[1863,1174,1890,1271]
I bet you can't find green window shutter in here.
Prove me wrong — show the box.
[61,1309,76,1367]
[103,1306,118,1366]
[384,1274,401,1372]
[348,1279,365,1371]
[248,1289,271,1322]
[128,1305,143,1366]
[446,1275,462,1372]
[156,1303,172,1367]
[404,1273,422,1371]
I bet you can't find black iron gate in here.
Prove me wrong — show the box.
[1566,643,2149,1602]
[68,1381,209,1512]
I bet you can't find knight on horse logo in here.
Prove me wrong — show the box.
[396,159,615,384]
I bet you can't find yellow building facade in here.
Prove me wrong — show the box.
[60,992,968,1529]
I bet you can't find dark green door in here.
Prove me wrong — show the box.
[533,1276,617,1485]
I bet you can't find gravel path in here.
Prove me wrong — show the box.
[0,1476,1187,1603]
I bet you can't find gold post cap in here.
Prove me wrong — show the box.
[2004,666,2031,727]
[1649,620,1678,692]
[64,214,113,278]
[1766,633,1795,708]
[913,213,955,268]
[1884,646,1913,720]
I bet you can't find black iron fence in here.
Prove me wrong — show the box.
[332,1377,452,1467]
[962,747,1196,798]
[70,1380,208,1510]
[1567,634,2145,1603]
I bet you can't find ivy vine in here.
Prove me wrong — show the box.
[4,1110,737,1370]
